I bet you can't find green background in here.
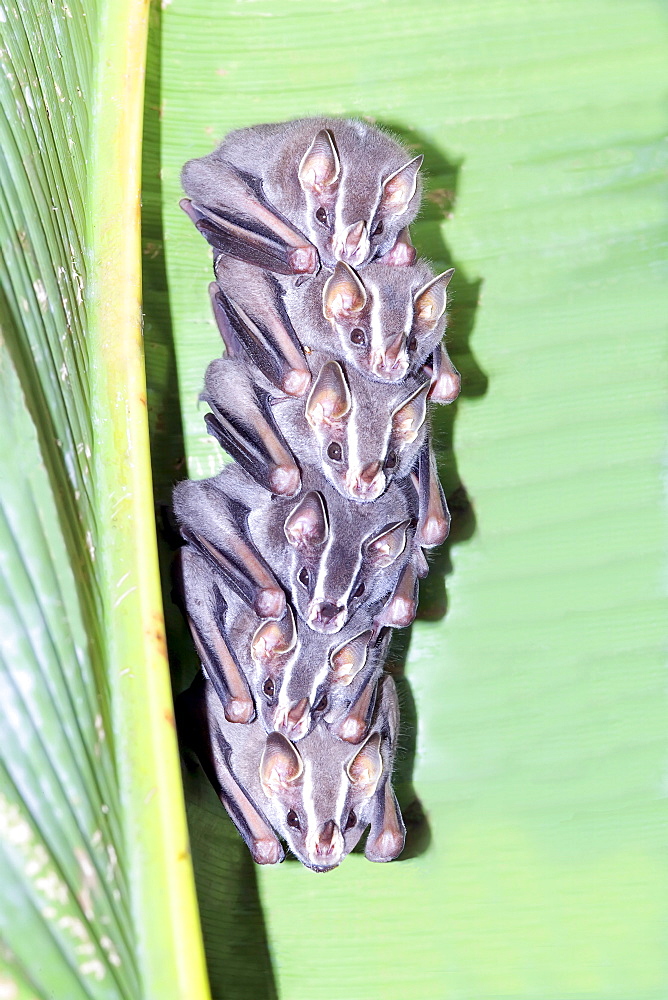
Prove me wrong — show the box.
[140,0,668,997]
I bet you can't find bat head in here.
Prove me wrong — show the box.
[260,726,384,871]
[322,261,454,382]
[302,358,430,502]
[296,122,423,269]
[279,483,412,633]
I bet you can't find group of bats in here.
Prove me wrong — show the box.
[173,117,460,872]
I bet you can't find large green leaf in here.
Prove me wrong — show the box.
[0,1,208,998]
[145,1,668,998]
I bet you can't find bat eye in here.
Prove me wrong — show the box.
[384,450,398,470]
[327,442,343,462]
[353,581,365,598]
[298,566,310,588]
[372,220,384,237]
[350,328,365,346]
[344,809,357,831]
[286,809,301,830]
[408,336,418,352]
[315,207,328,227]
[314,694,328,713]
[263,677,275,699]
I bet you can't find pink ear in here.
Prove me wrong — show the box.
[380,155,423,215]
[330,630,372,685]
[251,609,296,664]
[323,261,367,319]
[366,521,409,569]
[260,732,304,795]
[347,733,383,792]
[298,129,340,196]
[284,492,328,549]
[305,361,352,429]
[391,383,429,443]
[382,228,417,267]
[414,268,454,327]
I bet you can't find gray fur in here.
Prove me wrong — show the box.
[182,117,423,271]
[179,670,404,870]
[203,352,429,503]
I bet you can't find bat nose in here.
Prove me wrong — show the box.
[320,601,343,623]
[275,699,310,740]
[334,220,369,266]
[314,820,343,860]
[346,462,384,501]
[360,461,381,483]
[309,600,345,633]
[370,336,409,380]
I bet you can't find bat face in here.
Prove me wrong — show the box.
[279,625,377,743]
[243,471,417,635]
[295,123,423,269]
[260,727,384,871]
[322,261,455,382]
[298,358,431,502]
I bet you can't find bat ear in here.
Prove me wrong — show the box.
[306,361,352,429]
[330,630,373,686]
[298,129,340,196]
[391,382,429,444]
[284,492,328,550]
[414,268,454,329]
[366,520,409,569]
[382,227,417,267]
[251,608,297,665]
[380,154,423,216]
[347,733,383,796]
[323,262,367,320]
[261,732,304,795]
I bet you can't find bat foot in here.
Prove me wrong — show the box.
[268,464,301,497]
[224,698,255,725]
[288,245,318,274]
[251,837,284,865]
[429,371,461,404]
[254,587,286,620]
[282,368,311,396]
[417,516,450,548]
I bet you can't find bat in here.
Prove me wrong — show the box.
[181,116,424,273]
[178,669,405,870]
[177,440,428,634]
[176,543,387,743]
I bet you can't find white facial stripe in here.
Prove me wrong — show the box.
[369,286,385,357]
[302,758,320,855]
[403,296,414,338]
[276,637,301,716]
[335,761,350,828]
[313,528,363,610]
[334,182,345,243]
[312,531,335,605]
[309,660,330,706]
[346,394,363,479]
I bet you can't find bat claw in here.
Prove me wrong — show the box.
[288,245,319,274]
[282,368,311,396]
[224,698,255,725]
[254,587,286,620]
[268,464,301,497]
[251,838,284,865]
